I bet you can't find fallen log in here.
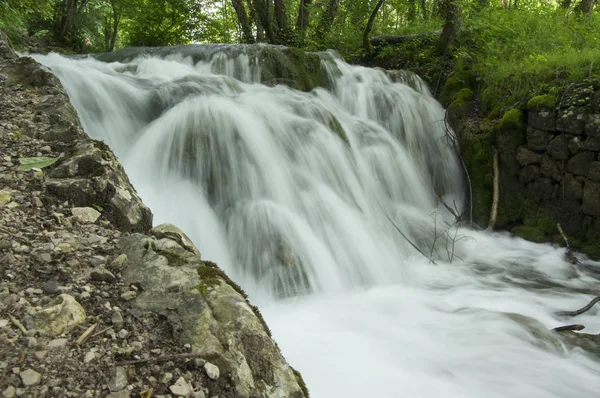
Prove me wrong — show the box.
[370,30,441,46]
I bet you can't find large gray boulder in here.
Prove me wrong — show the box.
[118,230,307,398]
[47,139,153,232]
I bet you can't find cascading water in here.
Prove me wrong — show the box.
[35,46,600,397]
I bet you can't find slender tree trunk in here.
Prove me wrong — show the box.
[296,0,312,34]
[231,0,254,43]
[363,0,386,53]
[575,0,595,13]
[251,0,275,43]
[58,0,88,44]
[420,0,428,19]
[437,0,460,55]
[109,9,120,51]
[274,0,288,41]
[407,0,416,22]
[560,0,572,8]
[317,0,340,36]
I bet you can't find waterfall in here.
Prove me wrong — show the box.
[35,46,600,397]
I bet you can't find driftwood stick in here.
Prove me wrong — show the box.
[75,323,98,346]
[556,296,600,317]
[552,324,585,332]
[116,352,205,366]
[8,314,27,334]
[487,147,499,231]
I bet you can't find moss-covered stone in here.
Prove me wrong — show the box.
[439,68,474,108]
[582,244,600,260]
[292,367,310,398]
[498,108,524,132]
[481,87,500,114]
[527,94,557,111]
[511,225,547,243]
[460,126,493,226]
[259,46,324,92]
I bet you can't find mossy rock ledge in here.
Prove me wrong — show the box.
[119,229,308,398]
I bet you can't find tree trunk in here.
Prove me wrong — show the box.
[420,0,428,19]
[575,0,595,13]
[251,0,275,43]
[296,0,312,34]
[317,0,340,36]
[560,0,572,8]
[363,0,386,53]
[58,0,88,44]
[407,0,416,22]
[231,0,254,43]
[437,0,460,55]
[274,0,288,41]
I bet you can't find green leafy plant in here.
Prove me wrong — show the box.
[18,157,58,171]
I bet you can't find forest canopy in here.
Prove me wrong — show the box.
[0,0,596,55]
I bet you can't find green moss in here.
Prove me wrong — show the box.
[439,68,474,108]
[582,244,600,260]
[292,367,310,397]
[481,87,500,114]
[92,138,111,152]
[527,94,557,111]
[196,262,273,337]
[460,127,493,226]
[498,109,524,132]
[511,225,546,243]
[537,218,555,234]
[448,98,467,118]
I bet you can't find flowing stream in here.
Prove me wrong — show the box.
[35,46,600,397]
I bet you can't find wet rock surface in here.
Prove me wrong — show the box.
[0,31,307,398]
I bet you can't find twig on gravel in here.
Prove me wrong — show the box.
[556,296,600,317]
[8,314,27,334]
[115,352,205,366]
[552,324,585,332]
[91,325,113,338]
[75,323,98,345]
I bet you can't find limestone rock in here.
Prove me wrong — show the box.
[71,207,101,224]
[30,294,86,336]
[204,362,220,380]
[169,377,193,397]
[0,190,11,205]
[119,234,306,398]
[19,369,41,386]
[106,391,131,398]
[567,151,595,176]
[90,266,116,282]
[151,224,201,257]
[108,367,128,392]
[47,139,152,232]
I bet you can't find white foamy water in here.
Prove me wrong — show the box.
[35,46,600,397]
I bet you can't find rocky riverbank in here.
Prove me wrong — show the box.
[0,31,307,398]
